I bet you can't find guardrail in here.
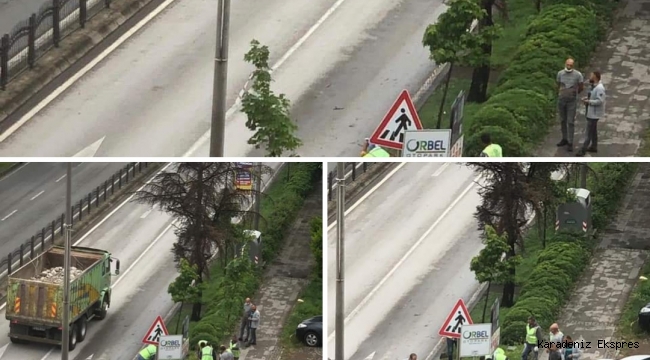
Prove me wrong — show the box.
[0,162,152,277]
[327,163,376,201]
[0,0,113,90]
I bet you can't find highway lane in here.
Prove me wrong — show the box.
[0,162,126,260]
[0,0,47,36]
[0,0,445,157]
[0,161,281,360]
[327,162,484,360]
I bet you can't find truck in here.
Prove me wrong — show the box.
[5,245,120,350]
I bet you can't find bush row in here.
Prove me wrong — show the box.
[500,163,638,344]
[463,0,614,156]
[187,162,322,350]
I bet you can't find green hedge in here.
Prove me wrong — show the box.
[463,0,613,156]
[500,163,637,344]
[187,162,322,350]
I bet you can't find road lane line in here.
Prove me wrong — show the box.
[0,163,29,184]
[327,174,481,342]
[432,162,449,177]
[328,163,407,231]
[55,174,66,182]
[30,190,45,201]
[1,210,17,221]
[140,208,153,219]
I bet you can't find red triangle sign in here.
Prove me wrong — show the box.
[369,90,423,150]
[438,299,473,338]
[142,315,169,345]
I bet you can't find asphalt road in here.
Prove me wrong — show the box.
[0,162,280,360]
[0,0,445,157]
[326,162,484,360]
[0,162,126,260]
[0,0,47,36]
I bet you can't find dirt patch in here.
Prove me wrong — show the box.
[280,345,323,360]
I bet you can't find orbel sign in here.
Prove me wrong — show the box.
[463,330,490,339]
[161,339,182,348]
[405,140,447,152]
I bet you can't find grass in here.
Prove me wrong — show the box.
[0,163,15,175]
[639,128,650,157]
[257,164,290,232]
[615,261,650,347]
[280,277,323,349]
[419,77,479,130]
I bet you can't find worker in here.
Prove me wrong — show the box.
[522,316,543,360]
[362,146,391,157]
[199,340,216,360]
[230,335,241,360]
[136,344,157,360]
[220,345,235,360]
[480,133,503,157]
[494,347,508,360]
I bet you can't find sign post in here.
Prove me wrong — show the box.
[490,298,500,353]
[449,90,466,157]
[459,323,492,357]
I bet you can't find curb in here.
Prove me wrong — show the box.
[0,0,165,130]
[0,162,26,180]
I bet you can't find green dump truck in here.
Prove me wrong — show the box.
[5,245,120,350]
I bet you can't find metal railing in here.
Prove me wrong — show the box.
[327,163,376,201]
[0,162,152,277]
[0,0,113,90]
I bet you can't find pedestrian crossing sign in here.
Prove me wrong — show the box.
[369,89,423,150]
[142,315,169,345]
[439,298,473,338]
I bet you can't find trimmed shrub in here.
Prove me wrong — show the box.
[464,126,529,157]
[493,72,557,100]
[486,89,555,140]
[469,105,523,136]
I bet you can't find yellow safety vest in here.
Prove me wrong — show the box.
[202,346,214,360]
[494,347,507,360]
[482,144,503,157]
[363,147,390,157]
[526,324,538,345]
[139,344,157,359]
[230,340,241,357]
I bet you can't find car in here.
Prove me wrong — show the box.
[296,315,322,347]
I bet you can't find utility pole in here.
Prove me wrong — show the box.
[61,163,72,360]
[253,162,262,230]
[209,0,231,157]
[580,163,588,188]
[335,163,346,360]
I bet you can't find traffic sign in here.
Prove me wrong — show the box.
[439,299,473,338]
[369,90,423,150]
[142,315,169,345]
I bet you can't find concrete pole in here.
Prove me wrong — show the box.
[209,0,231,157]
[253,163,262,230]
[61,163,72,359]
[335,163,346,360]
[580,163,588,188]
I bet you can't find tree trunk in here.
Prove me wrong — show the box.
[176,302,184,332]
[191,300,202,321]
[542,209,547,249]
[436,62,455,129]
[468,0,494,103]
[501,168,517,307]
[481,281,492,322]
[535,0,541,13]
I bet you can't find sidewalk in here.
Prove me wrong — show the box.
[536,0,650,157]
[537,164,650,360]
[240,179,322,360]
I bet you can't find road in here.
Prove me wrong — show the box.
[327,162,484,360]
[0,0,445,157]
[0,0,46,35]
[0,162,126,260]
[0,162,280,360]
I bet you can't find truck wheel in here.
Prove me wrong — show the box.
[69,324,77,351]
[95,301,108,320]
[76,316,88,342]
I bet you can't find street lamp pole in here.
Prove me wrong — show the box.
[335,163,346,360]
[253,162,262,230]
[209,0,231,157]
[61,163,72,359]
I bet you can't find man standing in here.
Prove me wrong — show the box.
[248,304,260,345]
[556,58,584,152]
[548,324,565,360]
[548,343,563,360]
[409,354,418,360]
[521,316,543,360]
[198,341,215,360]
[239,298,253,342]
[577,71,605,156]
[230,335,241,360]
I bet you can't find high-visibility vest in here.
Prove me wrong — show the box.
[494,347,507,360]
[482,144,503,157]
[230,340,241,357]
[201,346,214,360]
[526,324,538,344]
[363,147,390,157]
[139,344,157,359]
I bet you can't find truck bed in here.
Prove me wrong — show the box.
[6,247,106,326]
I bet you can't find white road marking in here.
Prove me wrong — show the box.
[72,136,105,157]
[140,208,153,219]
[30,190,45,201]
[0,0,179,144]
[432,162,449,177]
[0,344,7,358]
[55,174,66,182]
[327,174,480,342]
[1,210,17,221]
[364,351,376,360]
[0,163,29,184]
[328,163,407,231]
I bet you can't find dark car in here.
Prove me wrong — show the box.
[296,315,322,347]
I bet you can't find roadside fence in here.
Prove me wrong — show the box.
[327,163,376,201]
[0,162,151,277]
[0,0,113,90]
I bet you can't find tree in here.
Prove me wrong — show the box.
[242,40,302,157]
[168,259,202,322]
[470,225,520,321]
[467,0,501,103]
[422,0,493,128]
[310,216,322,279]
[134,162,271,320]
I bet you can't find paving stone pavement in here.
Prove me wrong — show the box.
[536,164,650,360]
[536,0,650,157]
[240,179,322,360]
